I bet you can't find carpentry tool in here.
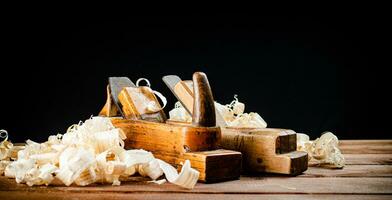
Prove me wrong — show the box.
[99,73,242,182]
[163,74,308,175]
[99,77,166,122]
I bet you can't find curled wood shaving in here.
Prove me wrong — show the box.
[169,102,192,122]
[1,130,12,161]
[1,117,199,189]
[136,78,167,113]
[215,95,267,128]
[1,130,24,174]
[169,95,267,128]
[297,132,345,168]
[158,159,199,189]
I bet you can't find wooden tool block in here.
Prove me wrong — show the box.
[112,118,220,153]
[220,127,308,175]
[112,118,242,182]
[162,75,308,175]
[101,73,242,182]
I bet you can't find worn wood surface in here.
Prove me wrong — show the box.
[109,73,241,182]
[162,73,227,126]
[1,140,391,199]
[1,193,392,200]
[221,127,308,175]
[165,75,308,175]
[174,80,194,114]
[111,118,241,182]
[339,140,392,154]
[112,119,221,154]
[191,72,216,127]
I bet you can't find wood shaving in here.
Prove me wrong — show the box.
[169,95,267,128]
[1,129,24,174]
[297,132,345,168]
[0,117,199,189]
[1,130,12,161]
[158,159,199,189]
[136,78,167,113]
[169,102,193,122]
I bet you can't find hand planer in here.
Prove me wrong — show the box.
[163,73,308,175]
[99,73,242,183]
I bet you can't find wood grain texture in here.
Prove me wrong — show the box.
[301,165,392,177]
[344,154,392,165]
[173,80,194,113]
[339,140,392,154]
[176,150,242,183]
[107,73,242,183]
[166,74,226,127]
[1,176,391,194]
[340,140,392,146]
[221,127,308,175]
[164,73,226,126]
[165,74,308,175]
[111,118,241,182]
[191,72,216,127]
[1,139,392,199]
[1,192,391,200]
[2,139,391,199]
[112,118,221,154]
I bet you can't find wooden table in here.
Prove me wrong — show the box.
[1,140,391,200]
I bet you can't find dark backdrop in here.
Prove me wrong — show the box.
[1,12,390,142]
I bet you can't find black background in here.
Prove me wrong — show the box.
[1,11,390,142]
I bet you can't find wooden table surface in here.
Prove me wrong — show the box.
[1,140,391,200]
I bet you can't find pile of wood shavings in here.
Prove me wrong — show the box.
[169,95,267,128]
[297,132,345,168]
[0,117,199,189]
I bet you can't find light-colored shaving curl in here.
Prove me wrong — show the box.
[297,132,345,168]
[0,117,199,189]
[136,78,167,113]
[169,95,267,128]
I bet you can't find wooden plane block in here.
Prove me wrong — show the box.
[102,73,242,182]
[220,127,308,175]
[112,118,220,154]
[162,75,308,175]
[111,118,242,182]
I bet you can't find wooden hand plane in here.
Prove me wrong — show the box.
[163,74,308,175]
[99,73,242,183]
